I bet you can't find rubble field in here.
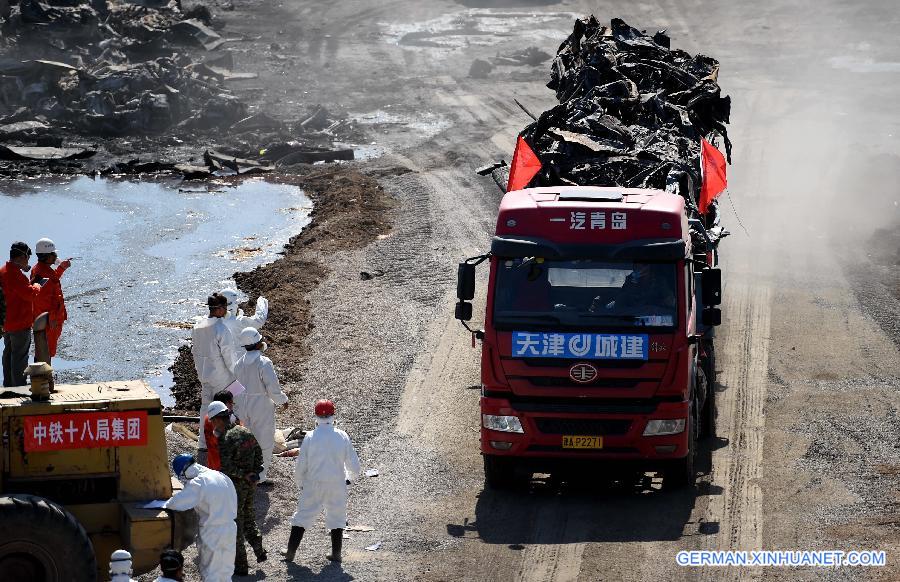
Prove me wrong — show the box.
[0,0,362,178]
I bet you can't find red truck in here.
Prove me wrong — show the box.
[455,185,722,489]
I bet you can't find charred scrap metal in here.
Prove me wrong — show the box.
[0,0,354,176]
[495,16,732,243]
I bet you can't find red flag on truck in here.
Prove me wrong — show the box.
[507,136,542,192]
[699,138,727,214]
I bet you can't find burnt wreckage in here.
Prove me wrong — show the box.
[486,16,733,247]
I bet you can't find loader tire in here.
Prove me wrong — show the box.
[0,494,97,582]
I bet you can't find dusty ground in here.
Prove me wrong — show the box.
[51,0,896,579]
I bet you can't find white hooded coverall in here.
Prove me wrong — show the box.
[222,297,268,348]
[191,317,238,448]
[233,348,288,481]
[164,464,237,582]
[290,417,361,530]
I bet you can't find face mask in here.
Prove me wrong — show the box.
[20,263,30,272]
[183,464,201,480]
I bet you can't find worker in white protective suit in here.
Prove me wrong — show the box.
[191,292,238,450]
[164,454,237,582]
[282,399,360,563]
[233,326,289,484]
[219,288,268,347]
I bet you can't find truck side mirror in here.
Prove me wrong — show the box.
[455,301,473,322]
[457,263,476,301]
[701,268,722,306]
[702,307,721,327]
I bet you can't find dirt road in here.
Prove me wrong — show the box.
[153,0,900,580]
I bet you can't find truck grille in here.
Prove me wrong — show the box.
[534,418,632,435]
[527,377,639,388]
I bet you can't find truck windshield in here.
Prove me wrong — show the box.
[493,259,678,329]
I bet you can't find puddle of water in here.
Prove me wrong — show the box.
[455,0,560,6]
[146,369,176,408]
[829,55,900,73]
[382,9,577,50]
[0,177,311,402]
[349,109,452,143]
[48,357,98,371]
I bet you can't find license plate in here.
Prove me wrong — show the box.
[561,435,603,449]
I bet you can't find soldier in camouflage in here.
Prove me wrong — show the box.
[209,406,267,576]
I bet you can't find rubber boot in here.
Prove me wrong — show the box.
[281,526,304,562]
[326,528,343,562]
[251,537,267,563]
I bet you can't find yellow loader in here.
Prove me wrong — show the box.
[0,316,196,581]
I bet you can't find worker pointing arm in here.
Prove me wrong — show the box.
[220,289,269,344]
[31,238,71,360]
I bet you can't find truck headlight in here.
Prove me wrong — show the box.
[643,419,686,436]
[482,414,524,434]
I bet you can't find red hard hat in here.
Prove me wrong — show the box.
[314,399,335,417]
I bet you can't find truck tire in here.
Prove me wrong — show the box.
[483,455,524,490]
[663,406,696,491]
[0,494,97,582]
[698,366,715,440]
[701,342,717,439]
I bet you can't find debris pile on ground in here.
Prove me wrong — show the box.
[169,344,201,411]
[0,0,363,175]
[493,46,551,67]
[0,1,247,136]
[517,16,731,207]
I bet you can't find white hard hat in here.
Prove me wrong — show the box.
[207,401,229,418]
[35,238,56,254]
[109,549,132,575]
[220,288,239,307]
[239,327,263,347]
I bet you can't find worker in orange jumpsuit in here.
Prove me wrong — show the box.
[30,238,71,360]
[203,390,241,470]
[1,242,40,387]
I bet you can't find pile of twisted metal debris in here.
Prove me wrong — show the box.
[519,16,731,206]
[0,0,357,175]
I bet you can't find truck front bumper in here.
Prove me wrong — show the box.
[480,396,690,467]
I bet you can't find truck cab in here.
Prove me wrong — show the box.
[456,186,721,489]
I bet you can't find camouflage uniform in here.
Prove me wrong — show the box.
[219,423,265,571]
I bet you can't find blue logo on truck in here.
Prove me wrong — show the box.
[512,332,649,360]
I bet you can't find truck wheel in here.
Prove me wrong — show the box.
[0,494,96,582]
[704,343,717,439]
[483,455,524,490]
[663,407,696,491]
[698,366,715,440]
